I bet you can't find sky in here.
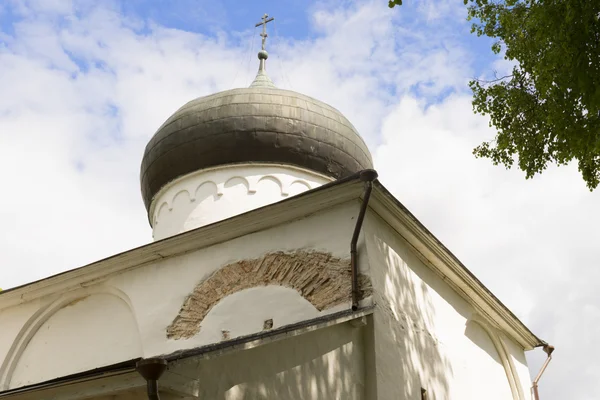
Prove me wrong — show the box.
[0,0,595,398]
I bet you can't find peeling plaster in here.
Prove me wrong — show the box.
[167,250,372,339]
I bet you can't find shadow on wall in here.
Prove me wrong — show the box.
[367,230,469,399]
[170,323,366,399]
[465,322,503,364]
[464,320,525,399]
[2,290,143,391]
[93,389,147,400]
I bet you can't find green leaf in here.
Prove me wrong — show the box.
[464,0,600,189]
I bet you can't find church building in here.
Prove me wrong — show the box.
[0,15,548,400]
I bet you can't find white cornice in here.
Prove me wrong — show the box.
[0,175,543,351]
[367,183,543,350]
[0,179,364,310]
[148,162,334,223]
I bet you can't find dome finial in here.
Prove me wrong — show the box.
[250,14,276,88]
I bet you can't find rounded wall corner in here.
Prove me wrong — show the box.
[0,285,142,390]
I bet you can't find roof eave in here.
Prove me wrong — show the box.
[0,172,366,309]
[0,307,374,398]
[368,181,544,350]
[0,171,543,349]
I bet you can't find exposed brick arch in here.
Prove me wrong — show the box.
[166,250,372,339]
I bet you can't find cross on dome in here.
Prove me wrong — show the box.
[255,13,274,52]
[250,13,276,88]
[140,12,374,230]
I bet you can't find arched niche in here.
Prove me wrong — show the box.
[195,286,322,343]
[464,320,524,400]
[166,250,372,340]
[5,290,142,389]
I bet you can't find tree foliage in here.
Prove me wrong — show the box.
[392,0,600,189]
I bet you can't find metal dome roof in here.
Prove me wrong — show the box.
[140,86,373,211]
[140,19,372,212]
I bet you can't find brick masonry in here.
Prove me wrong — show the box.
[167,250,372,339]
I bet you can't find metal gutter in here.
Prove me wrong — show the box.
[0,307,374,398]
[0,360,139,397]
[0,168,544,350]
[0,171,367,309]
[350,169,377,310]
[531,345,555,400]
[136,359,167,400]
[369,181,545,349]
[164,306,374,363]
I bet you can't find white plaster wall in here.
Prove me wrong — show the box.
[197,286,325,343]
[170,322,367,399]
[0,301,40,375]
[0,197,533,397]
[22,317,365,400]
[108,200,361,358]
[94,390,146,400]
[503,333,535,398]
[150,164,331,240]
[9,294,142,389]
[0,200,364,391]
[460,322,515,399]
[363,211,528,400]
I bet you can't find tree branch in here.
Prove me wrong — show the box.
[473,74,514,84]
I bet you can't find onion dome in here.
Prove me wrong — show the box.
[140,17,373,214]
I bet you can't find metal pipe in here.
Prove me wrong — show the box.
[136,358,168,400]
[145,380,160,400]
[531,344,554,400]
[351,169,378,310]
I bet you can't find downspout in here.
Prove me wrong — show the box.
[351,169,378,311]
[136,358,168,400]
[531,344,554,400]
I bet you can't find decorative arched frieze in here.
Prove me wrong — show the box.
[154,202,171,225]
[288,179,312,195]
[223,176,252,193]
[154,174,311,221]
[0,286,142,390]
[468,316,525,400]
[149,164,332,239]
[172,189,192,207]
[166,250,372,340]
[256,175,285,195]
[195,180,221,200]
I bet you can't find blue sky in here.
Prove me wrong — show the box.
[0,1,597,399]
[1,0,499,110]
[120,0,314,38]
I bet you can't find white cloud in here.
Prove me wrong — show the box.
[375,93,600,400]
[0,3,248,288]
[0,1,597,399]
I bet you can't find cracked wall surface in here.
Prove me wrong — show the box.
[167,250,372,339]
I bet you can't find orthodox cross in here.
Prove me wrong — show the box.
[255,13,275,51]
